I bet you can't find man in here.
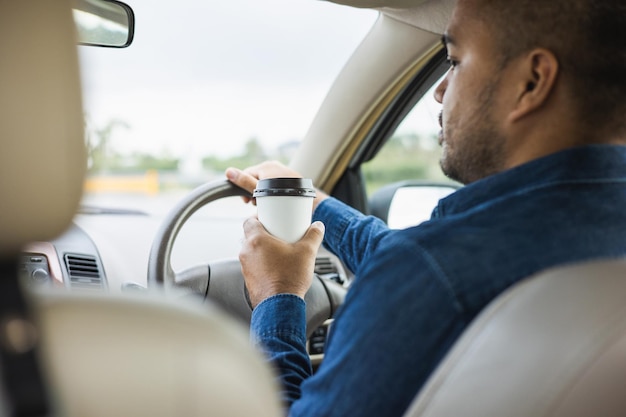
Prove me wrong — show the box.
[226,0,626,415]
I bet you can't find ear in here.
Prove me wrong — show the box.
[508,48,559,123]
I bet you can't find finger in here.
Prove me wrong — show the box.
[226,167,259,204]
[226,167,256,190]
[246,160,301,180]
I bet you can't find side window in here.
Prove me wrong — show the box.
[362,77,459,228]
[362,80,447,195]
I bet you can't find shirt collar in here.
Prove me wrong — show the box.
[434,144,626,218]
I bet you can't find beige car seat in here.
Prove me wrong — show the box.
[0,1,281,416]
[404,259,626,417]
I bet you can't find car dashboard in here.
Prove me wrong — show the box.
[21,224,108,292]
[20,214,349,365]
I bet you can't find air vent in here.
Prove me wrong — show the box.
[64,254,103,290]
[315,257,337,275]
[315,256,344,285]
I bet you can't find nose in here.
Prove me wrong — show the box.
[434,73,448,104]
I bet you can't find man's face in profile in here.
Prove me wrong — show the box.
[434,0,509,184]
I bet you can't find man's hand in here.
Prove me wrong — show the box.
[225,161,328,209]
[240,217,325,308]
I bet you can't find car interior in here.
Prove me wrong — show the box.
[2,0,626,416]
[0,1,281,416]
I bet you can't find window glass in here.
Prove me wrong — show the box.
[76,0,377,266]
[78,0,377,215]
[361,78,449,196]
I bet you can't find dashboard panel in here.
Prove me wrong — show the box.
[21,224,108,291]
[21,218,349,362]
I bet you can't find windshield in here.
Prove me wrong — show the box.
[78,0,377,218]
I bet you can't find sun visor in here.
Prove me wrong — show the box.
[379,0,455,34]
[325,0,431,7]
[324,0,455,34]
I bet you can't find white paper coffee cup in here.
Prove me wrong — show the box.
[253,178,316,243]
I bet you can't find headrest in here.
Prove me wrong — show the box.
[0,0,86,255]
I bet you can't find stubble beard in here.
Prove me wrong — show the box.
[439,81,507,185]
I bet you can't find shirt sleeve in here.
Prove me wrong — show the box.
[313,197,392,275]
[250,294,311,408]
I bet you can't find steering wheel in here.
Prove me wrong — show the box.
[147,178,345,337]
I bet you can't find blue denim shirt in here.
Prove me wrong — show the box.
[251,145,626,416]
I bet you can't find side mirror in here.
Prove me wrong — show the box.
[369,181,460,229]
[73,0,135,48]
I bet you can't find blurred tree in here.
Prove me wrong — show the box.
[129,152,179,172]
[362,132,449,194]
[86,119,129,173]
[86,119,180,173]
[202,137,278,172]
[244,137,267,162]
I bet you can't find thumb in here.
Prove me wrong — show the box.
[242,216,268,238]
[301,221,325,247]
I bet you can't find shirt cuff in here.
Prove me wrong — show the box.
[251,294,307,345]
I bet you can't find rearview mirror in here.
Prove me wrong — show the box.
[369,181,460,229]
[73,0,134,48]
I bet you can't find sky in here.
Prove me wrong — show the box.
[78,0,379,167]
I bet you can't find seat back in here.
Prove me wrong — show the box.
[36,290,282,417]
[404,259,626,417]
[0,0,85,254]
[0,2,281,416]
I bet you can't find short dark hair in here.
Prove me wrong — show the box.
[476,0,626,137]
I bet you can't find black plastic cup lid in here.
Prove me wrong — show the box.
[253,178,316,198]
